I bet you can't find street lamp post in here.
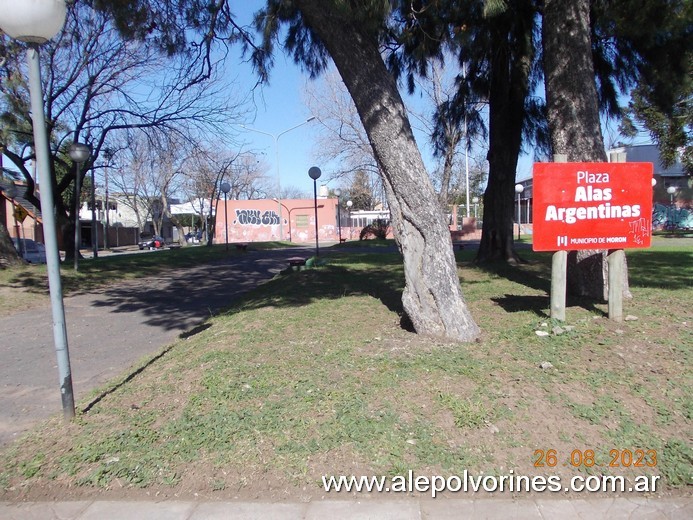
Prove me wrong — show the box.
[69,142,90,270]
[308,166,322,257]
[0,0,75,420]
[334,188,342,243]
[103,148,113,250]
[272,198,291,241]
[242,116,316,241]
[346,200,353,238]
[667,186,677,229]
[220,181,231,251]
[472,196,479,220]
[515,183,524,241]
[90,162,97,258]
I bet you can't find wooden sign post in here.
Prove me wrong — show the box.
[532,161,653,321]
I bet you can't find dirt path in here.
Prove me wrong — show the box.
[0,248,307,445]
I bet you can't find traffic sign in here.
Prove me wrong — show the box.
[13,205,28,223]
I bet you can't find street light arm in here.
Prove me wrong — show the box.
[277,116,316,140]
[241,116,316,141]
[241,125,275,140]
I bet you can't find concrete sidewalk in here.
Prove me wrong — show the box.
[1,497,690,519]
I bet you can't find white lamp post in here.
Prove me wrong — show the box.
[308,166,322,257]
[334,188,342,243]
[515,183,524,241]
[346,199,353,239]
[103,148,113,250]
[220,181,231,251]
[69,142,90,269]
[667,186,677,229]
[242,116,316,240]
[472,196,479,220]
[0,0,74,420]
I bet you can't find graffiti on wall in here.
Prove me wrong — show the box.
[652,203,693,230]
[234,209,281,227]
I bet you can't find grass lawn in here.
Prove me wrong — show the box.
[0,240,691,500]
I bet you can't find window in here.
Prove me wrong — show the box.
[295,214,309,227]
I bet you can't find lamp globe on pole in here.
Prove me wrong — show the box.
[514,184,524,241]
[666,186,677,230]
[667,185,676,203]
[0,0,66,43]
[346,200,353,238]
[220,181,231,252]
[0,0,75,420]
[334,188,342,243]
[69,142,91,267]
[308,167,322,257]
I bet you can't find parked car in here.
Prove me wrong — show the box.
[11,238,47,264]
[138,235,165,250]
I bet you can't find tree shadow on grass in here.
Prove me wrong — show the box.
[491,294,550,317]
[474,258,607,316]
[627,250,693,290]
[229,263,407,325]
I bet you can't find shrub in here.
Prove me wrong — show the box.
[359,219,391,240]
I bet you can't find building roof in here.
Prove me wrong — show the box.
[0,180,42,221]
[609,144,685,177]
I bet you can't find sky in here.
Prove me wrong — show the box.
[225,2,326,196]
[225,2,537,196]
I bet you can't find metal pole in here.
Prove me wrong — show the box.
[274,136,284,240]
[224,192,228,252]
[91,167,97,258]
[313,179,319,257]
[27,44,74,419]
[337,201,342,242]
[517,192,521,241]
[74,160,81,270]
[104,158,109,250]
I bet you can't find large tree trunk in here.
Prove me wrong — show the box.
[296,0,480,342]
[543,0,630,300]
[477,14,532,265]
[0,222,23,267]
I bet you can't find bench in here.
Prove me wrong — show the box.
[287,257,307,269]
[235,243,248,251]
[339,238,347,243]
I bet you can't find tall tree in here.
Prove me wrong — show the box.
[390,0,546,264]
[543,0,691,299]
[348,170,377,211]
[0,1,241,261]
[256,0,480,341]
[542,0,627,300]
[593,0,692,173]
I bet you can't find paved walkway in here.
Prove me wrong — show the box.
[0,247,303,445]
[0,497,690,519]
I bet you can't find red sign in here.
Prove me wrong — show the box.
[532,162,653,251]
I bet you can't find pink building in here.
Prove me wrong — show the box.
[215,198,341,244]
